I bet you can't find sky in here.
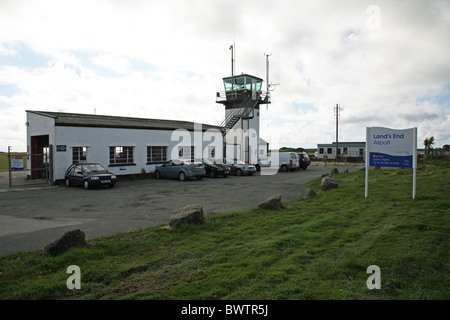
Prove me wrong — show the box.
[1,0,449,152]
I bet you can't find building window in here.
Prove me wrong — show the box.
[73,147,87,163]
[359,148,364,156]
[327,148,332,155]
[319,148,324,154]
[178,146,195,162]
[147,146,167,163]
[343,147,348,155]
[110,146,134,165]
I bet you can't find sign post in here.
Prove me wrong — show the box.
[365,127,417,199]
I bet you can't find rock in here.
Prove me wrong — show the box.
[321,176,339,191]
[330,168,339,175]
[321,173,329,178]
[304,188,316,198]
[258,194,282,210]
[44,229,88,257]
[170,204,204,229]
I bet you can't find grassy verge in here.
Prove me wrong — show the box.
[0,159,449,300]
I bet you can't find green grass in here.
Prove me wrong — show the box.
[0,159,449,300]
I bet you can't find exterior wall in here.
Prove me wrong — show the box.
[26,112,224,182]
[224,109,260,164]
[51,125,223,181]
[26,112,55,171]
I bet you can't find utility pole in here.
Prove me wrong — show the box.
[334,104,342,161]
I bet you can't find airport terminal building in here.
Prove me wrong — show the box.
[25,110,225,183]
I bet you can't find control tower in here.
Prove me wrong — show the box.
[216,73,271,165]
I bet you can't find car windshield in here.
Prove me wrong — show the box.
[83,164,107,173]
[203,159,214,165]
[235,160,246,165]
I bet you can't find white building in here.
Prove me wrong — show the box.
[26,110,224,183]
[25,70,272,183]
[316,142,366,162]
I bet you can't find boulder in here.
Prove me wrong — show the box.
[258,194,282,210]
[330,168,339,175]
[44,229,88,257]
[321,176,339,191]
[170,204,204,229]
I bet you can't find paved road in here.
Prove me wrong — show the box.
[0,164,362,256]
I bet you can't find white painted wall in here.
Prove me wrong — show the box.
[27,112,224,182]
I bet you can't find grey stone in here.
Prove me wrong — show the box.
[258,194,282,210]
[44,229,88,257]
[330,168,339,175]
[170,204,204,229]
[321,176,339,191]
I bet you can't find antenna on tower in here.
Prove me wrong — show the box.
[264,52,280,92]
[230,44,235,77]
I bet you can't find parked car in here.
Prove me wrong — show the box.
[202,159,230,177]
[223,159,256,176]
[298,153,311,170]
[255,158,272,171]
[65,163,117,189]
[271,152,298,172]
[155,160,205,181]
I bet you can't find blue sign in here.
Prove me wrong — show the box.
[365,126,418,199]
[369,152,413,168]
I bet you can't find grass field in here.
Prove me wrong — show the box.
[0,152,27,170]
[0,159,448,300]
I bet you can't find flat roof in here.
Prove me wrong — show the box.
[27,110,224,132]
[222,74,264,81]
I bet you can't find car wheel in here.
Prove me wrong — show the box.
[83,180,90,190]
[236,169,242,176]
[179,172,186,181]
[109,183,115,188]
[65,178,71,187]
[155,171,161,179]
[197,176,203,180]
[281,165,288,172]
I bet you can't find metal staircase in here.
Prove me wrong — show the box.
[219,96,259,129]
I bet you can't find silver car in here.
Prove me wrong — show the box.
[223,159,256,176]
[155,160,205,181]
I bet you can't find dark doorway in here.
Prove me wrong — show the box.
[30,135,49,179]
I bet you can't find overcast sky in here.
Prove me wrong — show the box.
[1,0,449,151]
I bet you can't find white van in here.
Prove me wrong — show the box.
[270,152,299,172]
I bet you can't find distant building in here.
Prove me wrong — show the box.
[316,142,366,162]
